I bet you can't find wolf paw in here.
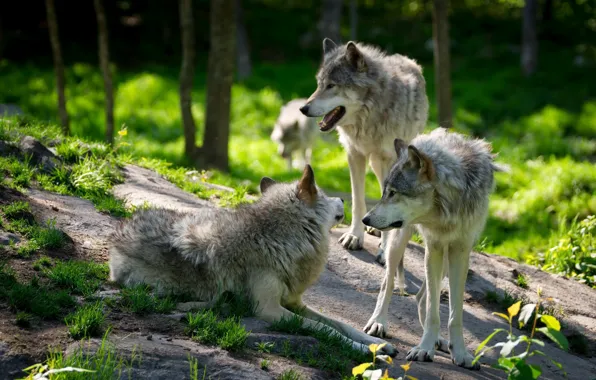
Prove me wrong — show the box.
[374,248,386,266]
[365,226,381,237]
[378,341,398,357]
[406,345,435,362]
[363,317,387,338]
[339,232,363,250]
[450,347,480,370]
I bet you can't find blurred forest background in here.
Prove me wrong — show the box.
[0,0,595,285]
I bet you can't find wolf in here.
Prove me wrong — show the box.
[361,128,507,369]
[108,165,397,356]
[300,38,429,281]
[270,98,319,170]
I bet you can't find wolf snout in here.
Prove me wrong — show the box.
[299,103,310,116]
[390,220,403,228]
[362,216,371,226]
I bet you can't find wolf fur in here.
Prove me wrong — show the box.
[270,98,319,170]
[301,39,429,285]
[109,165,397,356]
[362,128,507,369]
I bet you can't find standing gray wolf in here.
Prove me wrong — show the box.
[270,98,319,170]
[108,165,397,356]
[300,38,429,282]
[361,128,507,369]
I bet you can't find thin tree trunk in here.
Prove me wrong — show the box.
[45,0,69,135]
[349,0,357,41]
[235,0,251,80]
[199,0,236,172]
[179,0,198,160]
[521,0,538,76]
[432,0,452,129]
[320,0,343,43]
[93,0,114,146]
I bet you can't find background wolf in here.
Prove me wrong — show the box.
[270,98,319,170]
[300,38,429,277]
[109,165,397,356]
[362,128,508,369]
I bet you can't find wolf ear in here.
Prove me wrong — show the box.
[345,41,367,72]
[260,177,277,194]
[394,138,408,158]
[297,164,318,205]
[407,145,435,181]
[323,38,337,55]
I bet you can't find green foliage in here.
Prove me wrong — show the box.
[528,215,596,288]
[118,284,176,315]
[260,359,270,371]
[516,273,529,289]
[18,329,140,380]
[474,288,569,379]
[278,369,304,380]
[15,312,32,328]
[350,344,415,380]
[45,260,109,296]
[185,309,249,352]
[65,302,106,339]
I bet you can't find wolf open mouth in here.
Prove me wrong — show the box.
[319,106,346,132]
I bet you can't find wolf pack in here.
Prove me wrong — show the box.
[109,39,509,372]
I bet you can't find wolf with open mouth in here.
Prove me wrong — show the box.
[300,38,429,288]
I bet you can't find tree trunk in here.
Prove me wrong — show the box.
[432,0,452,129]
[179,0,198,160]
[235,0,251,80]
[349,0,357,41]
[93,0,114,146]
[542,0,553,22]
[199,0,236,172]
[521,0,538,76]
[320,0,343,43]
[45,0,69,135]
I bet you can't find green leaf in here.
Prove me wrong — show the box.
[510,360,541,380]
[531,339,545,347]
[518,303,536,328]
[541,315,561,331]
[475,329,506,355]
[508,301,522,318]
[494,357,515,371]
[537,327,569,351]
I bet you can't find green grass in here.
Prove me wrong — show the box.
[65,302,106,340]
[268,314,371,374]
[0,264,75,319]
[260,359,270,371]
[20,329,140,380]
[278,369,304,380]
[185,309,249,352]
[15,312,32,328]
[45,260,109,296]
[117,284,177,315]
[516,272,529,289]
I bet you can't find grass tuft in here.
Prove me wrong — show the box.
[185,309,249,352]
[45,260,109,296]
[118,284,176,315]
[65,302,106,340]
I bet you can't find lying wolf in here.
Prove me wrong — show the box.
[270,98,319,170]
[109,165,397,356]
[300,39,429,292]
[362,128,507,369]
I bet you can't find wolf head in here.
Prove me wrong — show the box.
[270,121,300,158]
[259,165,344,229]
[362,139,436,230]
[300,38,375,133]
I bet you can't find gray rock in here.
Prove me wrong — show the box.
[0,140,19,157]
[0,232,20,245]
[0,104,23,118]
[18,136,62,173]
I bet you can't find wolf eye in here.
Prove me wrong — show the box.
[326,83,335,89]
[387,190,396,197]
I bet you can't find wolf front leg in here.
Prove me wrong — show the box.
[363,228,409,337]
[407,240,444,363]
[447,240,479,369]
[339,150,367,250]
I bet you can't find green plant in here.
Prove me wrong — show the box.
[278,369,303,380]
[65,302,106,339]
[33,256,53,271]
[15,312,32,328]
[474,288,569,379]
[118,284,176,315]
[185,309,249,351]
[516,273,529,289]
[351,343,416,380]
[260,359,270,370]
[256,341,275,353]
[45,260,109,296]
[188,355,207,380]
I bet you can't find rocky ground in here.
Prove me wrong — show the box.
[0,136,595,379]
